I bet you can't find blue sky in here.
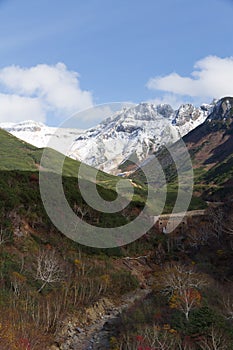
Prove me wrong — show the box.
[0,0,233,127]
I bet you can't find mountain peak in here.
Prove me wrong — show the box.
[68,101,212,172]
[1,98,232,174]
[1,120,46,132]
[208,97,233,121]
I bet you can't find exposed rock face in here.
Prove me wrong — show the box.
[207,96,233,121]
[68,101,212,173]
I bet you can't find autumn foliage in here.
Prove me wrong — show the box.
[169,288,202,321]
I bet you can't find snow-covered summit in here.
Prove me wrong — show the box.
[0,100,217,173]
[68,103,179,172]
[0,120,45,132]
[68,101,213,173]
[0,120,83,154]
[173,103,214,136]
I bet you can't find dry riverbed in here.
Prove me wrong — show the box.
[51,288,151,350]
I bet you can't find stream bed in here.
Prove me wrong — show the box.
[59,288,151,350]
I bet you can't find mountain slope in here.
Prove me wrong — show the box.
[0,126,154,265]
[0,127,83,177]
[0,131,147,350]
[0,128,43,171]
[68,102,211,173]
[0,128,132,192]
[0,120,83,155]
[131,97,233,205]
[0,102,212,174]
[183,96,233,200]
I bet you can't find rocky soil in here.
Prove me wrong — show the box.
[50,288,151,350]
[50,257,153,350]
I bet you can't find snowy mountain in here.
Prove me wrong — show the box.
[0,120,83,155]
[207,96,233,122]
[173,103,213,136]
[68,102,213,173]
[0,101,215,173]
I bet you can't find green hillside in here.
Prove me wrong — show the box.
[0,128,116,183]
[0,127,143,195]
[0,128,43,171]
[0,128,149,237]
[0,128,149,348]
[0,125,233,349]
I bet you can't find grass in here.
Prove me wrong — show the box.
[0,128,147,201]
[201,154,233,185]
[0,125,233,349]
[0,128,150,240]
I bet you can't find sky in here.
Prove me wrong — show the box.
[0,0,233,128]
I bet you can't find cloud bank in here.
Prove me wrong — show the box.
[147,56,233,103]
[0,63,93,123]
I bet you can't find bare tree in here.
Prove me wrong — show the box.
[10,271,26,297]
[178,340,197,350]
[36,249,64,292]
[207,206,224,239]
[169,288,202,321]
[187,225,213,249]
[221,285,233,320]
[154,264,209,321]
[119,326,179,350]
[207,205,233,237]
[73,203,89,220]
[0,227,11,245]
[197,327,229,350]
[156,263,208,294]
[143,326,179,349]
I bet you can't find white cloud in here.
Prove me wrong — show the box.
[75,103,134,122]
[77,105,117,122]
[0,93,45,123]
[62,103,134,129]
[147,56,233,101]
[148,94,189,110]
[0,63,93,123]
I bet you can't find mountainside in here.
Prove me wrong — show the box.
[183,96,233,200]
[132,97,233,203]
[68,102,212,173]
[0,120,83,155]
[0,128,149,349]
[0,127,87,178]
[0,103,233,349]
[184,97,233,167]
[0,101,213,173]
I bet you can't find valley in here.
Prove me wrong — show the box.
[0,97,232,349]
